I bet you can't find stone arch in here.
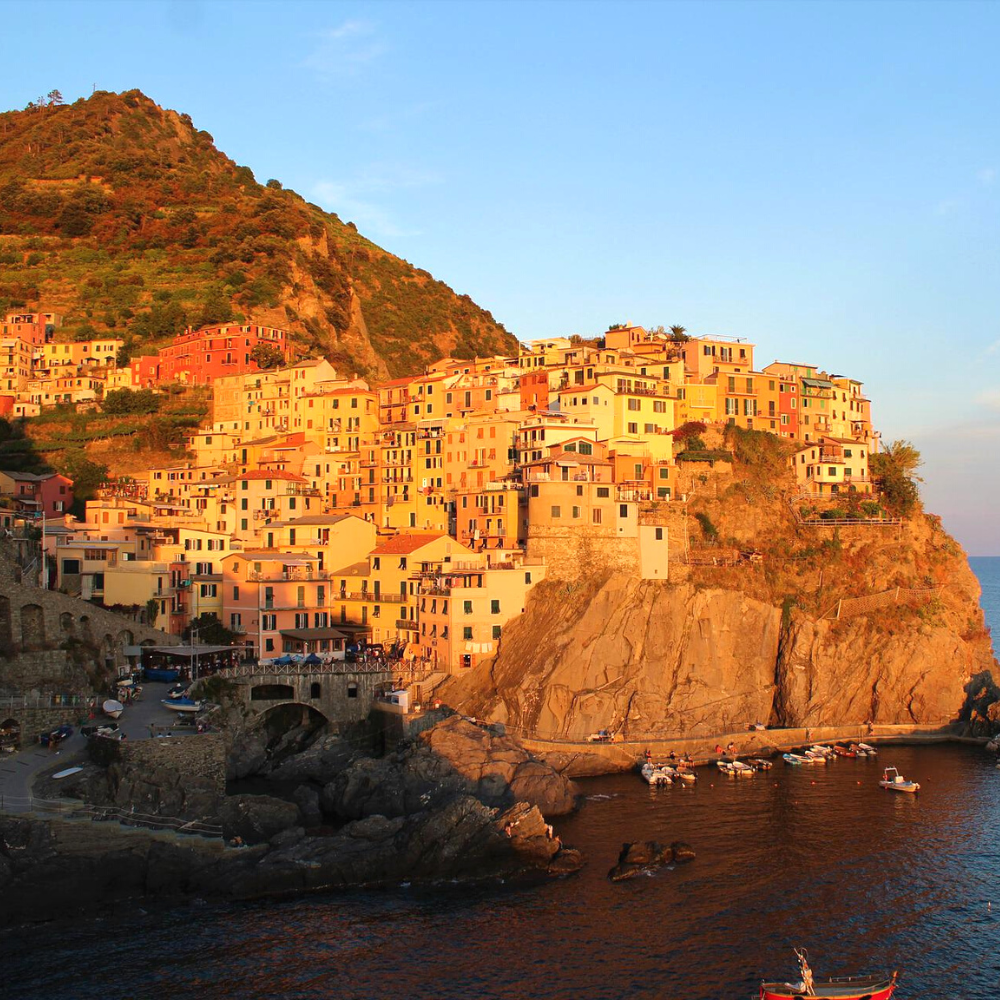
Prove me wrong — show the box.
[0,595,11,647]
[258,702,329,748]
[20,604,45,648]
[60,612,75,633]
[117,629,134,648]
[140,638,156,647]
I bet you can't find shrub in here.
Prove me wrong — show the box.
[694,512,719,541]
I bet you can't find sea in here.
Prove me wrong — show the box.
[4,559,1000,1000]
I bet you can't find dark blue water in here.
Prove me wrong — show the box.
[970,556,1000,657]
[4,562,1000,1000]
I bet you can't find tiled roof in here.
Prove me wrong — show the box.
[371,532,448,555]
[236,470,307,482]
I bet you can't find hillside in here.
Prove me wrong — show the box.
[0,90,516,378]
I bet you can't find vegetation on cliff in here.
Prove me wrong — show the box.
[0,90,516,377]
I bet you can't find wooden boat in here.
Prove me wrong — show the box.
[761,950,898,1000]
[103,699,124,719]
[879,766,919,793]
[161,697,202,714]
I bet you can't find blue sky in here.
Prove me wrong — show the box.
[3,0,1000,552]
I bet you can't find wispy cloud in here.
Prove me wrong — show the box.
[934,197,963,217]
[301,20,387,81]
[978,167,996,185]
[313,165,441,240]
[985,339,1000,356]
[976,388,1000,412]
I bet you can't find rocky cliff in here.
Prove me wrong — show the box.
[443,481,996,739]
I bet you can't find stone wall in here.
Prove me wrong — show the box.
[0,575,174,667]
[89,732,225,794]
[527,525,639,581]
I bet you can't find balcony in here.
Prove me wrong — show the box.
[395,619,419,631]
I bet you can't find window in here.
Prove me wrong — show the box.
[491,599,501,614]
[463,626,473,640]
[597,486,610,498]
[492,625,502,640]
[347,682,358,699]
[655,527,664,540]
[398,557,407,570]
[592,509,602,524]
[295,613,308,628]
[373,557,380,570]
[262,613,276,630]
[620,504,629,518]
[627,398,640,411]
[464,600,473,614]
[653,400,666,413]
[265,638,274,652]
[627,422,638,434]
[576,484,584,496]
[231,613,242,629]
[725,398,738,416]
[524,572,532,584]
[551,505,561,518]
[578,441,593,455]
[62,559,81,574]
[199,584,217,598]
[572,505,581,518]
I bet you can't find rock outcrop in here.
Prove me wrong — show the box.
[607,840,695,881]
[444,512,996,738]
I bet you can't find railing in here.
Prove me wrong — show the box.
[216,660,393,678]
[0,794,223,838]
[0,693,90,711]
[395,619,419,630]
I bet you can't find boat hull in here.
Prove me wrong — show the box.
[161,699,201,713]
[761,975,896,999]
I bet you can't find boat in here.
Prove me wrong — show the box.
[717,759,754,776]
[103,699,124,719]
[161,697,203,714]
[166,683,190,700]
[639,762,672,785]
[761,950,898,1000]
[809,744,836,757]
[833,744,857,758]
[986,737,999,752]
[783,752,807,765]
[857,742,878,756]
[878,766,919,793]
[747,758,773,771]
[802,749,829,763]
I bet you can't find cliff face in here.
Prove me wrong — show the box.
[444,510,996,739]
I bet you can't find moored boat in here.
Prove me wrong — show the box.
[747,758,772,771]
[761,950,898,1000]
[161,697,202,714]
[878,766,919,793]
[783,752,807,765]
[103,699,124,719]
[833,744,856,758]
[857,742,878,756]
[639,762,672,785]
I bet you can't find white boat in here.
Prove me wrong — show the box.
[986,738,999,752]
[640,762,672,785]
[718,759,755,776]
[878,766,919,793]
[809,744,835,757]
[103,699,124,719]
[857,742,878,756]
[801,750,829,764]
[161,697,202,714]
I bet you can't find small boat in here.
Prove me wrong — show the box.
[103,699,124,719]
[783,753,807,765]
[802,749,829,763]
[761,950,898,1000]
[747,758,772,771]
[857,742,878,756]
[640,763,672,785]
[833,744,857,758]
[879,766,919,793]
[668,766,698,783]
[161,697,202,714]
[809,744,835,757]
[166,684,190,700]
[717,759,754,776]
[986,737,999,752]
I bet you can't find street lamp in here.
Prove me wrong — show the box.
[189,626,200,682]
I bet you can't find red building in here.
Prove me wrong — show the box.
[131,323,291,387]
[0,471,74,516]
[1,312,60,346]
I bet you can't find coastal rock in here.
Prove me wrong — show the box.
[266,734,357,784]
[291,785,324,828]
[607,840,678,881]
[220,794,301,845]
[671,840,696,862]
[322,717,579,822]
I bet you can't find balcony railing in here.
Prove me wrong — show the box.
[395,619,419,630]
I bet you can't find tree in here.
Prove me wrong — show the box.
[184,613,237,645]
[145,598,159,628]
[250,343,284,370]
[266,179,283,190]
[870,441,922,517]
[669,325,689,340]
[47,90,64,107]
[103,388,160,415]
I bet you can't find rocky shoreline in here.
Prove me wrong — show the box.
[0,715,584,927]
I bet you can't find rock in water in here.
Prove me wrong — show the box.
[671,840,696,862]
[608,839,683,881]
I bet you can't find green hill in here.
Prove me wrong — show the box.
[0,90,515,378]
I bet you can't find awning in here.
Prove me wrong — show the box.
[144,644,235,658]
[279,627,350,641]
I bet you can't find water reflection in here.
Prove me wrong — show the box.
[5,744,1000,999]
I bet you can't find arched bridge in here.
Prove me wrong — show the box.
[214,660,393,729]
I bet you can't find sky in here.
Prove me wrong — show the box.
[2,0,999,553]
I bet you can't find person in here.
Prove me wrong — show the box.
[726,741,736,755]
[715,744,724,754]
[644,749,652,764]
[668,750,677,761]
